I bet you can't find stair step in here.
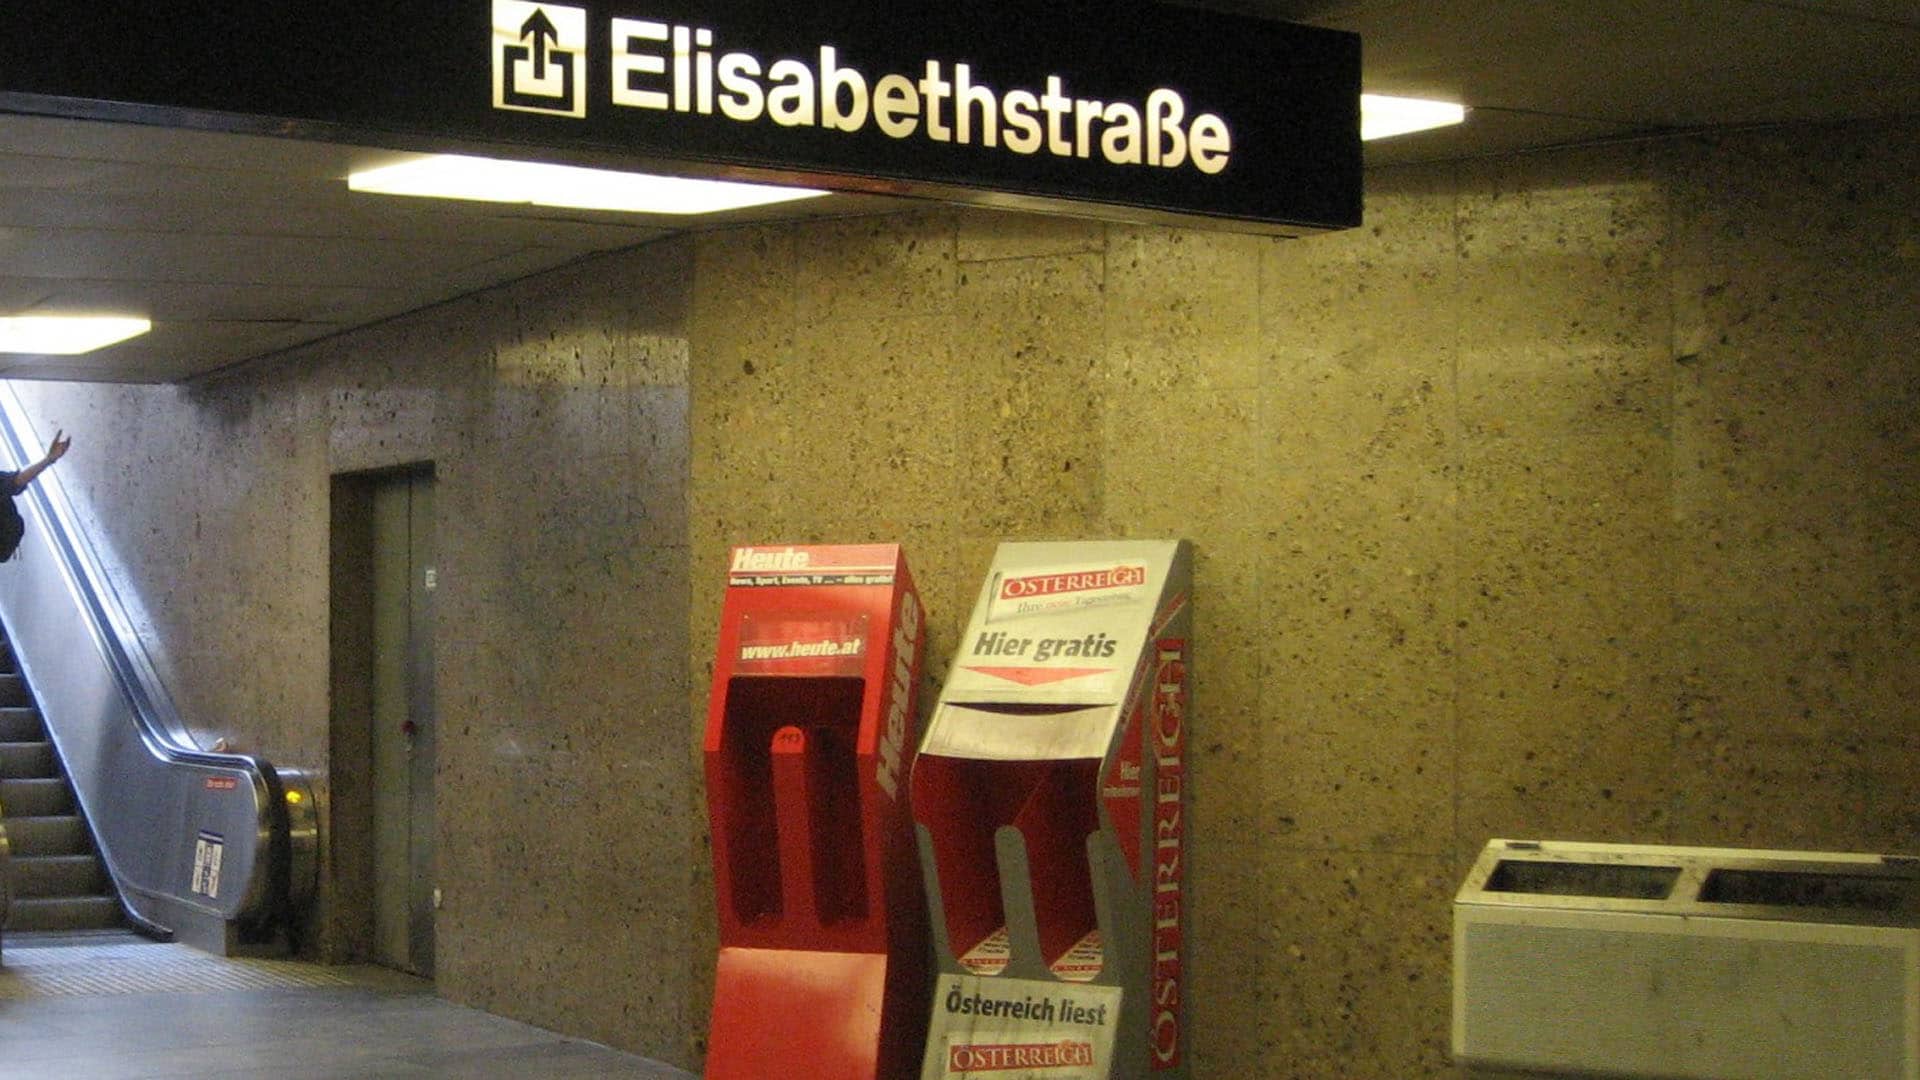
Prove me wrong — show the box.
[5,895,123,932]
[2,815,90,856]
[8,853,108,898]
[0,706,43,742]
[0,673,28,708]
[0,740,54,777]
[0,777,73,816]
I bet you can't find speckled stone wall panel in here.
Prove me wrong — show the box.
[1258,851,1455,1079]
[796,210,959,326]
[1255,167,1460,864]
[8,237,699,1069]
[955,251,1106,536]
[14,373,336,763]
[686,119,1920,1079]
[1107,226,1265,393]
[956,207,1107,264]
[1666,121,1920,854]
[1454,145,1678,847]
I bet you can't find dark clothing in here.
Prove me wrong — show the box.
[1,470,23,560]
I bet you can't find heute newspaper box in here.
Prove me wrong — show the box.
[703,544,930,1080]
[913,540,1193,1080]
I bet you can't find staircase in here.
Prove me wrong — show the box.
[0,637,122,932]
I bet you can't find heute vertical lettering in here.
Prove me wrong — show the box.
[874,591,920,800]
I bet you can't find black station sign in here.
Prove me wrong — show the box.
[0,1,1360,233]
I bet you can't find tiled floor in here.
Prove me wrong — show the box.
[0,931,695,1079]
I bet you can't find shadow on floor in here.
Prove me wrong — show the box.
[0,931,695,1079]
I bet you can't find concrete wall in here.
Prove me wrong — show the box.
[11,244,700,1062]
[8,116,1916,1077]
[686,119,1919,1077]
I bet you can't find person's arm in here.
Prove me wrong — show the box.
[10,431,70,493]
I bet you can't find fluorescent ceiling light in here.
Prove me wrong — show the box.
[1361,94,1467,141]
[0,316,151,355]
[349,154,829,215]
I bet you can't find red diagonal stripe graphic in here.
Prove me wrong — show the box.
[960,665,1113,686]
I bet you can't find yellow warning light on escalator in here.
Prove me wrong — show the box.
[286,790,304,805]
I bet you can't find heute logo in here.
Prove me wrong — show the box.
[874,590,920,801]
[948,1040,1095,1073]
[730,546,811,572]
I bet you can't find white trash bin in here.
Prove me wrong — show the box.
[1453,838,1920,1080]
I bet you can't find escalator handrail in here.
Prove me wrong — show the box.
[0,383,305,938]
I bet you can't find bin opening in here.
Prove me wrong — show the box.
[716,674,868,925]
[1700,868,1912,912]
[953,702,1096,716]
[1486,860,1680,900]
[913,753,1103,975]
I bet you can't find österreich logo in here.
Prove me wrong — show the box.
[999,565,1148,600]
[493,1,587,117]
[948,1040,1095,1073]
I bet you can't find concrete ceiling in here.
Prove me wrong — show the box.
[2,0,1916,383]
[1242,0,1920,167]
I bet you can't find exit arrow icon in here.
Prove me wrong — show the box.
[520,9,559,80]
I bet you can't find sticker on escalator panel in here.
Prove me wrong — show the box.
[191,830,225,899]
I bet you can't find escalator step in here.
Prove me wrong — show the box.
[0,706,43,742]
[0,672,28,707]
[8,853,108,898]
[5,895,123,932]
[0,776,73,815]
[0,740,55,777]
[2,814,90,856]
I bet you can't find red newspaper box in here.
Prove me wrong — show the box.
[703,544,930,1080]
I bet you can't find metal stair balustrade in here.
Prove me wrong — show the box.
[0,384,318,954]
[0,778,10,957]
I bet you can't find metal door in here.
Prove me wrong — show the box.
[370,470,436,977]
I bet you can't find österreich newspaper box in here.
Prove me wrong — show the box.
[703,544,930,1080]
[913,540,1192,1080]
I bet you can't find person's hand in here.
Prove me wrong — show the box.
[46,431,69,462]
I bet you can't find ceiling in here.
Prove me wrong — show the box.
[2,1,1916,383]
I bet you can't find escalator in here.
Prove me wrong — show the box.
[0,384,316,953]
[0,641,118,932]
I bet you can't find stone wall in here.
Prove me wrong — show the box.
[686,119,1919,1077]
[8,116,1915,1077]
